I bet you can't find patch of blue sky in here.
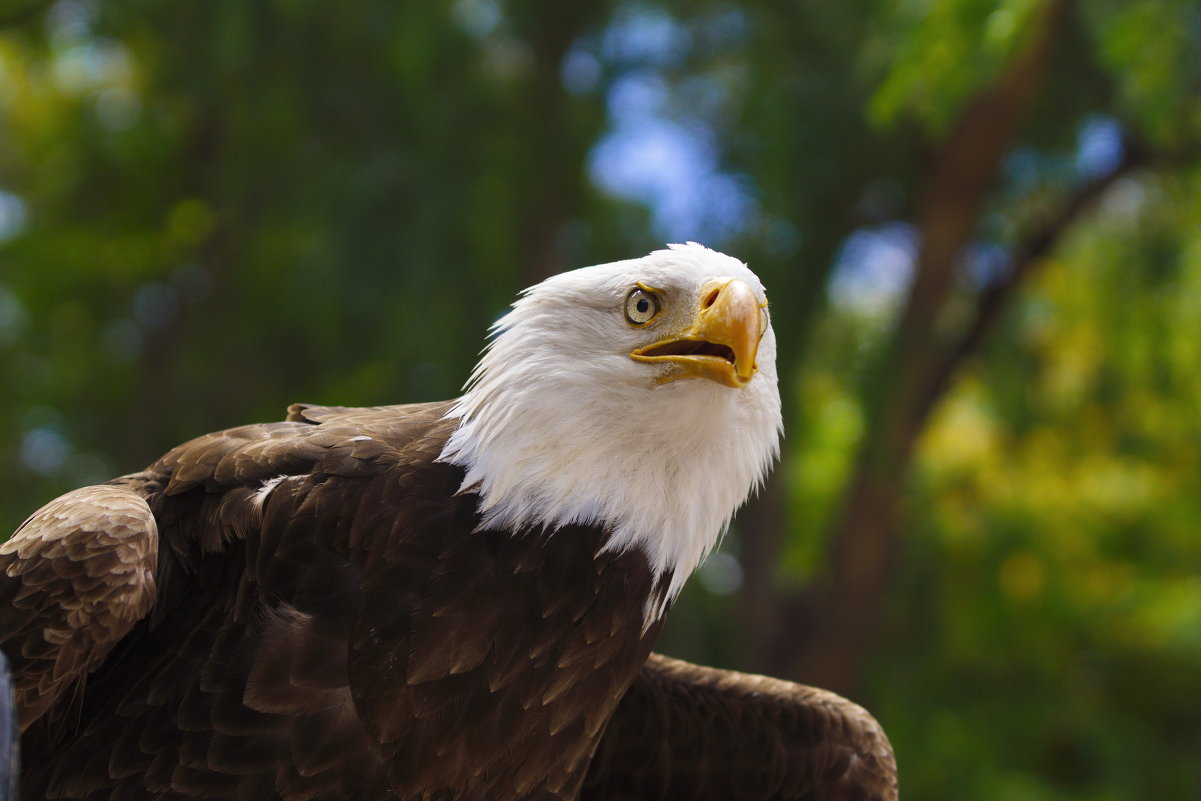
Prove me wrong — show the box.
[588,10,756,245]
[962,241,1010,289]
[1075,115,1125,180]
[828,222,919,315]
[590,115,755,244]
[452,0,501,39]
[561,47,603,95]
[21,426,72,476]
[600,3,690,68]
[0,191,28,242]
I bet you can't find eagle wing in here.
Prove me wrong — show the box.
[11,403,463,800]
[13,401,660,801]
[582,653,899,801]
[0,485,158,733]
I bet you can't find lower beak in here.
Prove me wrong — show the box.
[630,278,761,388]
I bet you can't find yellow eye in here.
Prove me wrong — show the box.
[625,288,660,325]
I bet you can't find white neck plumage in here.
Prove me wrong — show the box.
[438,293,780,619]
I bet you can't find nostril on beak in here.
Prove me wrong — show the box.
[702,288,720,309]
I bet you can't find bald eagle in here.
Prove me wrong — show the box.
[0,244,896,801]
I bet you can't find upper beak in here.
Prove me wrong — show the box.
[630,278,762,388]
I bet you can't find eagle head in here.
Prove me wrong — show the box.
[440,243,782,610]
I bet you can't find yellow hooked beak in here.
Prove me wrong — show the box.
[630,278,762,388]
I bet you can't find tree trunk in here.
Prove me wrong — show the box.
[779,0,1074,695]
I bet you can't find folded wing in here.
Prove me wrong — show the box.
[583,653,898,801]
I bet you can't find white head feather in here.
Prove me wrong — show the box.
[439,243,782,613]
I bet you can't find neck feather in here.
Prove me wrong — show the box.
[438,357,780,616]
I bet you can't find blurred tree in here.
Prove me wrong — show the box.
[1,1,1199,799]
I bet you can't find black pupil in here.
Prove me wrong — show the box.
[636,298,649,314]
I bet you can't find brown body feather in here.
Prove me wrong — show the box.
[1,402,897,801]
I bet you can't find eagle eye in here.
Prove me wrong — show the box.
[625,288,660,325]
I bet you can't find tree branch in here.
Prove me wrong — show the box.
[778,0,1074,695]
[912,139,1149,427]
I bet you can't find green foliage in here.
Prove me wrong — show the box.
[1085,0,1201,145]
[2,2,1200,799]
[870,0,1043,133]
[879,170,1201,799]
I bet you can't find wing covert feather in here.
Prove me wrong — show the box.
[583,653,899,801]
[0,486,157,732]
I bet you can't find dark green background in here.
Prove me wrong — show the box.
[2,1,1199,798]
